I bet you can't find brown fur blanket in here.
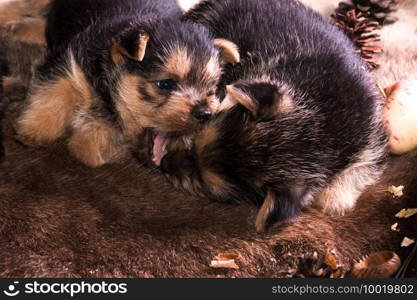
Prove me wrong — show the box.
[0,0,416,277]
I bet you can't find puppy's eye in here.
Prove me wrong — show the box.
[207,90,215,97]
[156,79,177,91]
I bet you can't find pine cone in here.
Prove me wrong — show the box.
[332,9,382,69]
[337,0,400,25]
[354,0,400,24]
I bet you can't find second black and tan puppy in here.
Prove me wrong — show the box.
[161,0,388,232]
[15,0,239,167]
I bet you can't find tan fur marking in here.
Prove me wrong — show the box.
[255,189,276,233]
[201,170,229,196]
[111,34,149,63]
[66,53,123,167]
[219,93,238,112]
[167,138,186,152]
[274,93,295,114]
[116,75,145,139]
[165,47,192,80]
[111,44,124,64]
[143,81,165,102]
[0,0,51,25]
[205,55,221,77]
[67,52,94,107]
[225,85,257,115]
[156,92,194,131]
[136,34,150,61]
[207,94,220,115]
[201,55,222,84]
[112,43,135,62]
[16,77,79,146]
[0,1,27,25]
[5,17,46,44]
[213,38,240,65]
[68,120,124,167]
[195,126,218,155]
[220,84,294,116]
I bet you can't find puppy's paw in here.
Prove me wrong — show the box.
[15,78,80,147]
[314,192,356,217]
[14,131,48,148]
[320,205,349,217]
[14,117,63,147]
[68,121,126,167]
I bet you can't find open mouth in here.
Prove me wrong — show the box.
[146,129,193,167]
[148,130,171,167]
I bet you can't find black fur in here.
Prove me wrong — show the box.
[163,0,388,228]
[45,0,182,51]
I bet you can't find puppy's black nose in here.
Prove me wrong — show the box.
[192,106,212,122]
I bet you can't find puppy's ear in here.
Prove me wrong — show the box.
[219,84,258,115]
[111,33,150,63]
[220,82,295,118]
[213,38,240,65]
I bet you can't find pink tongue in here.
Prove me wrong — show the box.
[152,133,169,166]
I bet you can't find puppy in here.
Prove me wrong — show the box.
[15,0,239,167]
[161,0,388,232]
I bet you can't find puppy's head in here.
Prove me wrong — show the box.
[160,80,296,200]
[110,19,240,165]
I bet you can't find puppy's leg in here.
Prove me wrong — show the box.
[0,0,51,25]
[314,163,384,216]
[68,118,126,167]
[16,77,78,146]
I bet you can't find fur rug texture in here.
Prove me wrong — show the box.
[0,0,416,277]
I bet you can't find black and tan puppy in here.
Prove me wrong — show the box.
[161,0,388,232]
[15,0,239,167]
